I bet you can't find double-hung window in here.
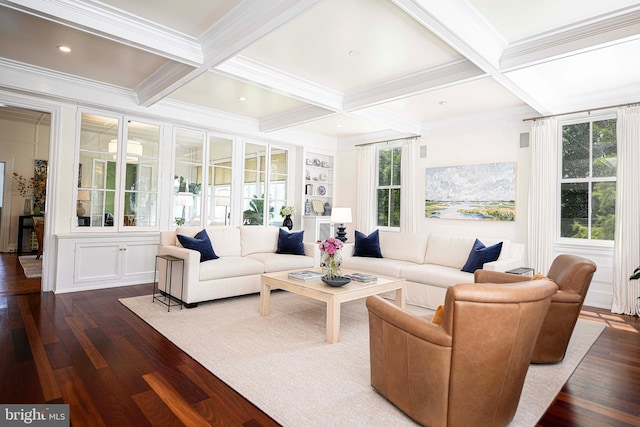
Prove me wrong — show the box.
[376,146,402,228]
[560,117,617,241]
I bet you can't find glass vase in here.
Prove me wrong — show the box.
[321,251,342,280]
[23,199,32,215]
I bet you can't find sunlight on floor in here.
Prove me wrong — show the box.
[580,309,639,333]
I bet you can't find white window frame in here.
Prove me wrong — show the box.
[557,114,617,245]
[375,144,402,231]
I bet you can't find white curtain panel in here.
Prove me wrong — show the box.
[612,105,640,315]
[356,145,375,234]
[527,117,558,275]
[400,138,417,234]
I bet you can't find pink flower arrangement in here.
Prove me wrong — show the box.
[319,237,343,254]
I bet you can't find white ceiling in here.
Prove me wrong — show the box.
[1,0,639,142]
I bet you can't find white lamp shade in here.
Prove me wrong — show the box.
[176,192,194,207]
[331,207,352,224]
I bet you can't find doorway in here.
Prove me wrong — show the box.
[0,105,51,293]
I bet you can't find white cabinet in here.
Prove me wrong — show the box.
[302,216,334,243]
[55,233,159,293]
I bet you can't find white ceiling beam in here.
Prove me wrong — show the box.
[392,0,550,114]
[215,56,344,111]
[260,105,336,133]
[349,106,422,136]
[344,60,485,111]
[136,0,323,107]
[502,7,640,71]
[1,0,202,65]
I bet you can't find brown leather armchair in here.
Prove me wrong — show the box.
[366,280,557,427]
[474,254,596,363]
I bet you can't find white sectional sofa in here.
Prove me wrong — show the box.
[341,232,525,309]
[158,226,318,307]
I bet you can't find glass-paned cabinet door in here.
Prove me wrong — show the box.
[268,148,288,227]
[77,113,119,227]
[243,143,267,225]
[173,128,204,227]
[123,121,160,227]
[207,136,233,226]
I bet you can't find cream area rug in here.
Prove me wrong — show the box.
[120,292,604,427]
[18,255,42,278]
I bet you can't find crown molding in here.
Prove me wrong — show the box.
[344,60,485,111]
[135,61,196,106]
[502,6,640,71]
[216,56,343,111]
[260,105,337,133]
[392,0,506,72]
[1,0,203,65]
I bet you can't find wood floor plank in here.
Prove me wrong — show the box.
[64,315,108,370]
[55,366,107,427]
[143,372,211,427]
[17,295,61,401]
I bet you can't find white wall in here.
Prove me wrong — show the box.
[336,114,531,245]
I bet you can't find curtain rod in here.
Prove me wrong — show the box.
[354,135,420,147]
[523,101,640,122]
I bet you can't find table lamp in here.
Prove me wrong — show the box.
[331,207,352,242]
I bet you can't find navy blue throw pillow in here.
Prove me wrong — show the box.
[461,239,502,273]
[353,230,383,258]
[276,229,305,255]
[177,229,219,262]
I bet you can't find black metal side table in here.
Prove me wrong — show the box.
[153,255,185,311]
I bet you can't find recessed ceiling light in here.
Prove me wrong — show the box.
[238,97,247,101]
[57,45,71,53]
[438,100,447,106]
[348,50,359,57]
[335,124,342,128]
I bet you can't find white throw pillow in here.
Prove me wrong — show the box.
[207,227,242,257]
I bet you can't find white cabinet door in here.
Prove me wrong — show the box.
[74,242,121,283]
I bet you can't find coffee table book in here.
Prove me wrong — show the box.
[288,270,324,281]
[346,273,377,283]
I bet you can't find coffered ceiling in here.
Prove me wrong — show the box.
[1,0,639,142]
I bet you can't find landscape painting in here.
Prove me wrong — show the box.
[425,162,516,221]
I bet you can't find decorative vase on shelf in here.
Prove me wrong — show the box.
[283,214,293,230]
[23,199,32,215]
[34,205,41,216]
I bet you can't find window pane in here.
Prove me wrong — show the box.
[378,149,391,186]
[392,147,402,185]
[174,129,204,226]
[390,188,401,227]
[208,136,233,226]
[377,189,388,226]
[592,119,617,178]
[243,196,265,225]
[591,182,615,240]
[562,123,589,179]
[560,182,588,238]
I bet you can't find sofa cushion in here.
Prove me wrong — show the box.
[461,239,503,273]
[353,230,383,258]
[379,232,428,264]
[240,226,279,256]
[401,263,473,288]
[199,256,264,281]
[341,256,415,278]
[276,229,305,255]
[247,253,314,273]
[177,229,219,262]
[424,234,475,269]
[207,227,242,257]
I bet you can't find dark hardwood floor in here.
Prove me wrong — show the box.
[1,252,639,426]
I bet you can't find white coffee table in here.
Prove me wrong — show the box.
[260,269,405,343]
